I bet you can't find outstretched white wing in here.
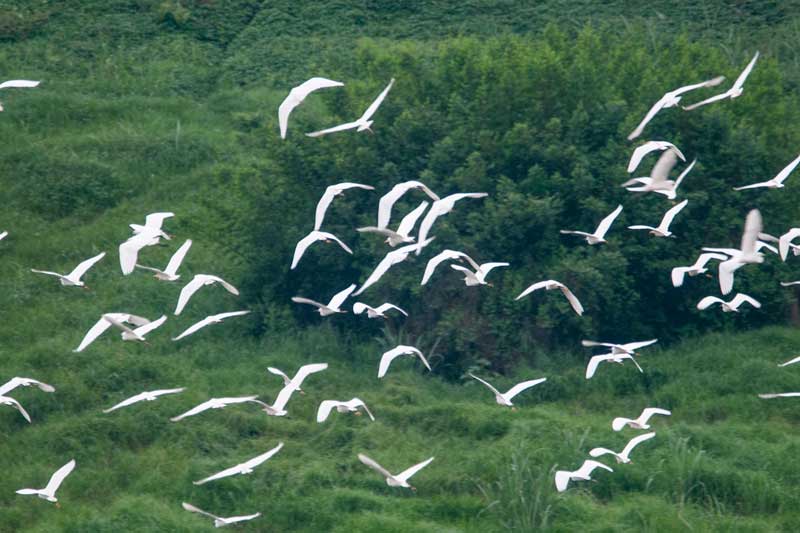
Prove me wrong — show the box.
[67,252,106,281]
[503,378,547,401]
[74,316,115,352]
[731,51,759,91]
[43,459,76,496]
[359,78,395,122]
[627,141,684,173]
[163,239,192,276]
[0,80,40,89]
[395,201,429,237]
[358,453,394,480]
[328,284,357,310]
[305,120,360,137]
[620,432,656,459]
[659,199,689,232]
[594,205,623,239]
[374,303,408,316]
[469,374,502,399]
[697,296,723,310]
[395,456,434,484]
[182,502,221,521]
[377,181,439,229]
[730,293,760,309]
[279,77,344,139]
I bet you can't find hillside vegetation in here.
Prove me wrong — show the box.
[1,1,800,531]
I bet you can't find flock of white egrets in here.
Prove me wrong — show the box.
[2,48,800,525]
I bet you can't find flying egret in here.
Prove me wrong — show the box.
[172,310,250,341]
[315,182,375,230]
[377,181,440,229]
[279,77,344,139]
[625,157,697,200]
[628,199,688,237]
[250,363,328,416]
[119,232,160,275]
[317,398,375,422]
[671,252,729,287]
[182,502,262,528]
[129,212,174,241]
[292,284,356,316]
[734,153,800,191]
[0,377,55,396]
[758,393,800,399]
[136,239,192,281]
[450,262,509,286]
[170,396,259,422]
[683,52,759,111]
[627,75,725,139]
[306,78,395,137]
[705,209,764,295]
[778,228,800,261]
[194,442,284,485]
[103,388,185,413]
[612,407,671,431]
[516,280,584,315]
[354,238,434,296]
[378,345,431,378]
[352,302,408,319]
[778,355,800,367]
[581,339,658,355]
[585,352,643,379]
[627,141,685,173]
[16,459,75,503]
[0,80,40,111]
[697,293,760,312]
[469,374,546,407]
[421,249,481,285]
[73,313,166,352]
[358,453,433,491]
[554,459,613,492]
[589,432,656,464]
[358,200,429,247]
[174,274,239,315]
[560,205,623,245]
[291,230,353,270]
[0,395,31,422]
[31,252,105,288]
[416,193,489,254]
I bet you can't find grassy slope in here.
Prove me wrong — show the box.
[0,1,799,531]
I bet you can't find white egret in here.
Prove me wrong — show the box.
[560,204,623,245]
[119,231,160,275]
[291,230,353,270]
[315,182,375,230]
[627,141,685,173]
[0,377,55,396]
[697,293,760,312]
[73,313,166,352]
[358,454,433,491]
[671,252,729,287]
[628,199,688,237]
[469,374,546,407]
[354,238,434,296]
[581,339,658,355]
[358,200,429,247]
[194,442,284,485]
[279,77,344,139]
[416,193,489,253]
[585,352,643,379]
[31,252,105,288]
[0,395,31,422]
[378,345,431,378]
[421,249,481,285]
[317,398,375,422]
[734,153,800,191]
[103,388,185,413]
[705,209,764,295]
[612,407,671,431]
[554,460,613,492]
[251,363,328,416]
[0,80,40,111]
[683,52,759,110]
[778,228,800,261]
[129,212,174,241]
[377,181,440,229]
[16,459,75,503]
[352,302,408,319]
[627,75,725,139]
[175,274,239,315]
[170,396,259,422]
[589,432,656,464]
[625,157,696,200]
[450,262,509,286]
[172,310,250,341]
[306,78,394,137]
[182,502,262,528]
[516,280,584,315]
[292,284,356,316]
[136,239,192,281]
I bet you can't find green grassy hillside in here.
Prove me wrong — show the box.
[2,1,800,531]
